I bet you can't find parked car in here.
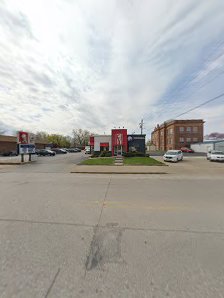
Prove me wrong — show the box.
[74,148,81,152]
[51,148,67,154]
[181,147,194,153]
[85,148,91,154]
[2,151,18,156]
[61,148,69,152]
[163,150,183,162]
[35,149,40,155]
[207,150,212,160]
[209,151,224,162]
[38,149,56,156]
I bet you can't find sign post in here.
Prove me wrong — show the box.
[17,131,36,162]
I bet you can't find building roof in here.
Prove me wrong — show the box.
[0,134,49,144]
[0,135,16,142]
[152,119,204,132]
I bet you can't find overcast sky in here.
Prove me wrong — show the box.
[0,0,224,137]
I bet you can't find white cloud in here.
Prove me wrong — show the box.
[0,0,224,137]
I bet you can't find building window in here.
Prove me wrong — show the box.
[170,128,173,134]
[186,127,191,132]
[179,127,184,132]
[193,137,198,142]
[193,127,198,133]
[186,138,191,142]
[179,137,184,143]
[161,131,163,136]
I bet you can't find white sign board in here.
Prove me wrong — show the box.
[19,144,36,154]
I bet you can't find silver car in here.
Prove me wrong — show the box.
[163,150,183,162]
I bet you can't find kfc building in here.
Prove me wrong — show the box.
[90,128,145,156]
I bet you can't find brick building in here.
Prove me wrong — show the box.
[0,135,48,154]
[151,119,204,151]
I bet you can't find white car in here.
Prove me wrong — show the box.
[207,150,212,160]
[163,150,183,162]
[85,148,91,154]
[209,151,224,162]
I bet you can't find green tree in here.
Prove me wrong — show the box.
[35,131,72,148]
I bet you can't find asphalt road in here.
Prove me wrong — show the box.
[0,154,224,297]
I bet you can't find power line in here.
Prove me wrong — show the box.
[175,92,224,118]
[146,91,224,133]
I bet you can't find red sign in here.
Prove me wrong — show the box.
[111,129,128,156]
[89,136,94,146]
[17,131,29,144]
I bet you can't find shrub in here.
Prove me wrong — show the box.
[91,151,100,158]
[123,151,147,157]
[99,151,112,157]
[105,152,112,157]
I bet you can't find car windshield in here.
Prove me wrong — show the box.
[212,151,224,155]
[166,151,178,155]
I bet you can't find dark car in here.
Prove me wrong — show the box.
[51,148,67,154]
[38,149,56,156]
[2,151,18,156]
[67,148,78,153]
[74,148,81,152]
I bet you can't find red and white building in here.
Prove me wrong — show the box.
[90,128,145,156]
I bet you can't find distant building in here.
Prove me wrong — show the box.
[191,140,224,153]
[0,135,48,154]
[151,119,204,151]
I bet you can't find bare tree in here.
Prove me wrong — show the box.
[72,129,92,147]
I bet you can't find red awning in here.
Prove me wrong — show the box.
[100,142,109,147]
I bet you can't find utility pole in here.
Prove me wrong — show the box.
[139,119,144,135]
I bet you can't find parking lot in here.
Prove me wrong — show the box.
[0,154,224,297]
[153,155,224,177]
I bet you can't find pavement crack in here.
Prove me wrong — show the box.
[44,268,60,298]
[0,218,94,229]
[84,177,112,275]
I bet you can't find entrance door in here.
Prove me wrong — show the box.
[114,145,123,156]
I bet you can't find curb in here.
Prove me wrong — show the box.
[0,161,36,165]
[71,171,168,174]
[0,162,22,165]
